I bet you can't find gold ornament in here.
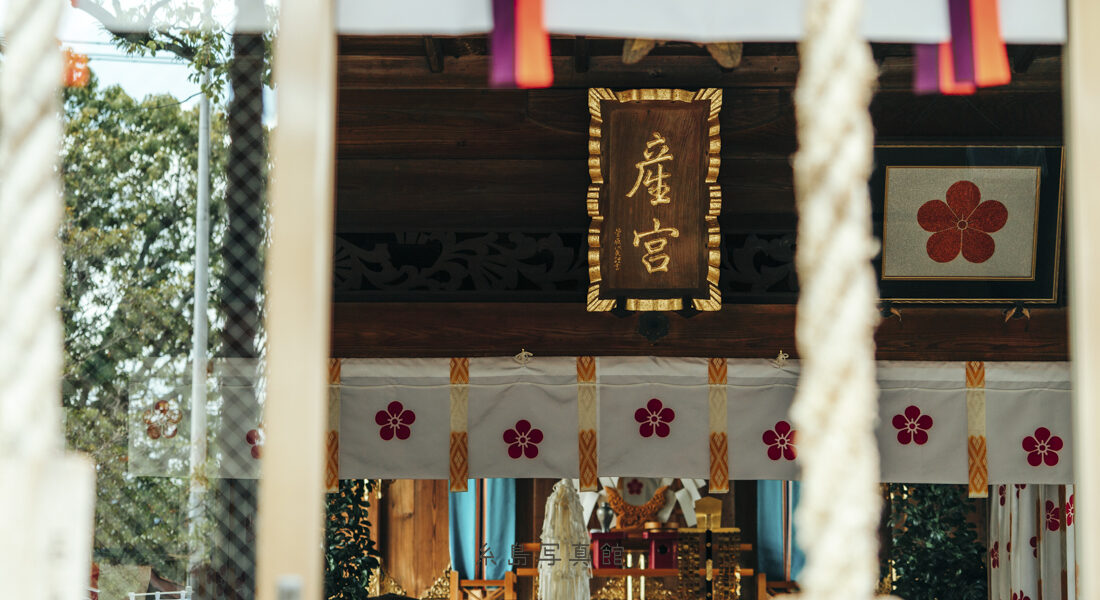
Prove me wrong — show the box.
[592,576,677,600]
[604,485,670,529]
[367,565,408,598]
[420,565,452,599]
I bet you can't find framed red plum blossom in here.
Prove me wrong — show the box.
[870,145,1063,303]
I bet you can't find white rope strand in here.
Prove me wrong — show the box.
[0,0,65,458]
[790,0,883,599]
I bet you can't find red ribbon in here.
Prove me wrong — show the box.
[913,0,1010,95]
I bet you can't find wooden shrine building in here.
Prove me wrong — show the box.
[326,35,1067,600]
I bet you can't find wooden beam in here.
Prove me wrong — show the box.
[334,157,796,232]
[331,303,1067,360]
[335,88,1062,162]
[423,36,444,73]
[332,88,1062,231]
[1066,0,1100,596]
[337,53,1062,90]
[335,88,792,161]
[573,36,590,73]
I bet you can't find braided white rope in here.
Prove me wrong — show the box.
[0,0,64,458]
[790,0,882,599]
[539,479,592,600]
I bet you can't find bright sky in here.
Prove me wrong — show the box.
[0,3,195,101]
[0,1,274,106]
[61,6,202,103]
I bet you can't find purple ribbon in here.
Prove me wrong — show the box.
[948,0,976,85]
[490,0,516,88]
[913,44,941,94]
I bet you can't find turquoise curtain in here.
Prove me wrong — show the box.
[449,478,517,581]
[449,480,477,580]
[484,478,516,580]
[756,480,805,582]
[788,482,804,579]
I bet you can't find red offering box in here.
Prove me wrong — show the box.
[645,530,678,569]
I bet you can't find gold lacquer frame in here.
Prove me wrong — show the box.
[586,88,723,312]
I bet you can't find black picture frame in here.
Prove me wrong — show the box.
[870,145,1064,304]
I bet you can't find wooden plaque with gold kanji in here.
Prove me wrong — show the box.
[586,88,722,312]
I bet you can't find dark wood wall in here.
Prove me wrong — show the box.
[332,38,1066,359]
[335,86,1063,233]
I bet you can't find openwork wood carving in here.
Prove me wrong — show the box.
[332,232,586,299]
[332,232,797,301]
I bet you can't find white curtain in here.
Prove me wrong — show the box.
[990,483,1077,600]
[126,358,1077,487]
[332,358,1075,483]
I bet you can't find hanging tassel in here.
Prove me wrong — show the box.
[515,0,553,88]
[948,0,977,86]
[913,0,1010,95]
[490,0,516,87]
[969,0,1011,87]
[938,42,977,95]
[913,44,941,95]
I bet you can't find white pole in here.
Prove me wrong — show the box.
[255,0,336,596]
[187,0,213,587]
[1066,0,1100,597]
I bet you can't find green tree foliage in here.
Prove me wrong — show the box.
[61,73,228,580]
[886,484,988,600]
[73,0,275,101]
[61,14,377,588]
[325,480,381,600]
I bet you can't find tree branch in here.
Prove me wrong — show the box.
[75,0,197,62]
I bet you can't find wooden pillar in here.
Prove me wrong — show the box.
[1066,1,1100,597]
[254,0,336,598]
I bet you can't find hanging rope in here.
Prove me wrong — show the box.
[539,479,592,600]
[790,0,883,599]
[0,0,65,458]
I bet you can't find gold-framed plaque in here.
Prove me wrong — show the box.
[586,88,722,312]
